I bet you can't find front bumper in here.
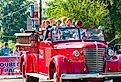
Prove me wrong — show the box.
[61,72,121,81]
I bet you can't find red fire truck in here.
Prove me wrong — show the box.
[15,27,121,82]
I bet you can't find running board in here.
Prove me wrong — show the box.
[26,73,54,82]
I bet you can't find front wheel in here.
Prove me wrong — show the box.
[26,75,39,82]
[49,61,60,82]
[113,78,121,82]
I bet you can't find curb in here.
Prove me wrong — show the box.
[0,75,22,80]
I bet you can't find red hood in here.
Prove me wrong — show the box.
[54,41,107,49]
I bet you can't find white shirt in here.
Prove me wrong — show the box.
[13,49,20,56]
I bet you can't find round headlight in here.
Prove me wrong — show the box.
[73,50,80,57]
[108,49,114,56]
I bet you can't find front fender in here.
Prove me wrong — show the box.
[20,52,32,73]
[31,53,39,73]
[20,52,38,73]
[105,55,121,72]
[49,55,67,76]
[49,55,87,78]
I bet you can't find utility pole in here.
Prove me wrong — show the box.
[39,0,42,25]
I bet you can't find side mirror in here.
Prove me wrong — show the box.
[107,35,118,45]
[115,35,118,39]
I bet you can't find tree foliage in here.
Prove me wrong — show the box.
[0,0,33,41]
[46,0,110,26]
[0,40,15,50]
[104,0,121,43]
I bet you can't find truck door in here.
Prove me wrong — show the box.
[38,47,45,73]
[38,31,53,74]
[37,33,45,73]
[38,40,53,74]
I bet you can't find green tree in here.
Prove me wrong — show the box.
[104,0,121,44]
[0,0,33,41]
[0,40,15,50]
[46,0,110,25]
[8,40,15,50]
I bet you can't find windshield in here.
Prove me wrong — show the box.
[52,27,80,42]
[80,28,105,41]
[51,27,105,42]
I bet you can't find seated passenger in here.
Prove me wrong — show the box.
[44,20,52,40]
[70,30,79,40]
[75,20,83,28]
[66,18,74,27]
[51,20,62,31]
[53,30,62,41]
[60,17,68,26]
[41,20,46,28]
[56,20,62,28]
[73,33,79,40]
[97,30,104,41]
[48,18,56,26]
[85,29,93,40]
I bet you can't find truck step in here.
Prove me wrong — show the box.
[26,73,55,82]
[39,79,54,82]
[26,73,48,80]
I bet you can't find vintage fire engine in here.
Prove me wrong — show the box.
[15,27,121,82]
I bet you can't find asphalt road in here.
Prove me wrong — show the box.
[0,79,23,82]
[0,79,113,82]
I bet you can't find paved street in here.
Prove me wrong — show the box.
[0,78,113,82]
[0,79,23,82]
[0,74,113,82]
[0,75,23,82]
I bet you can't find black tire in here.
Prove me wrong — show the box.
[113,78,121,82]
[26,75,39,82]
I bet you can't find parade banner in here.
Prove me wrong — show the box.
[0,56,20,75]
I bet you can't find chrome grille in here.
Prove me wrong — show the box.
[84,48,105,73]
